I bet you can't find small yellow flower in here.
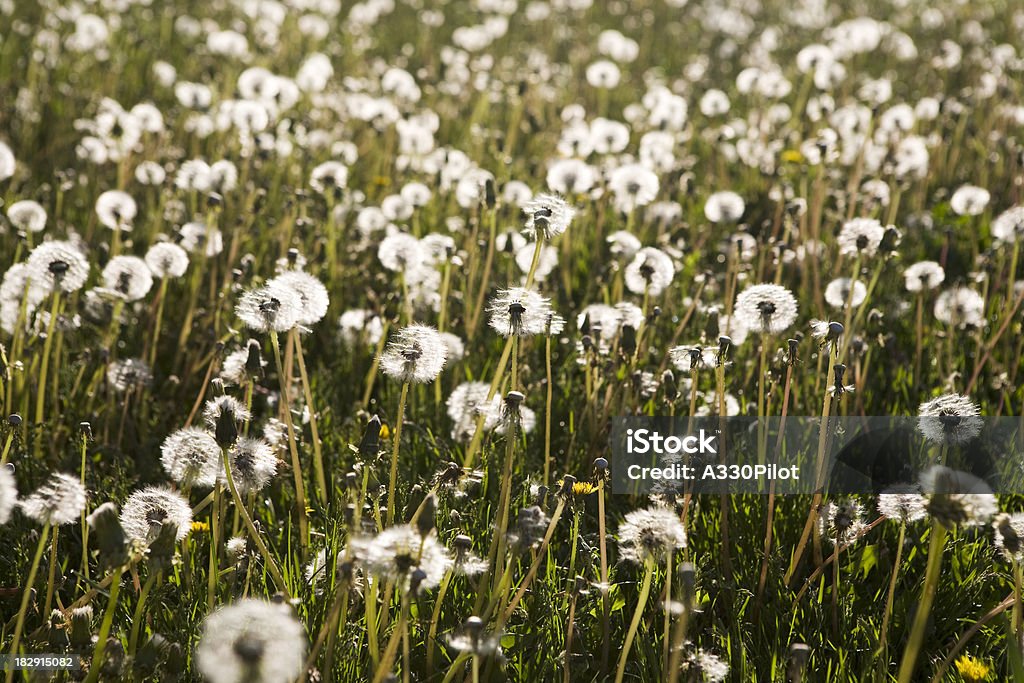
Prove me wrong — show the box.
[781,149,805,164]
[380,423,391,439]
[955,654,990,682]
[191,521,210,533]
[556,479,598,496]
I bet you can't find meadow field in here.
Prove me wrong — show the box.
[1,0,1024,680]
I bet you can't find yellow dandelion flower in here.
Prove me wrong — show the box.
[380,423,391,439]
[191,521,210,533]
[955,654,990,682]
[572,481,598,496]
[781,149,805,164]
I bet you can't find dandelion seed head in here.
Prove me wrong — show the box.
[837,217,885,257]
[379,324,448,383]
[617,506,687,564]
[378,232,427,273]
[704,191,745,223]
[992,206,1024,243]
[903,261,945,292]
[353,525,452,593]
[235,281,303,333]
[818,498,866,545]
[338,309,385,347]
[101,255,153,301]
[877,485,928,523]
[26,241,90,293]
[824,278,867,309]
[223,437,277,495]
[624,247,675,296]
[734,283,798,334]
[7,200,47,233]
[95,190,137,231]
[106,358,153,392]
[21,472,87,526]
[488,288,552,337]
[145,242,189,279]
[0,466,17,525]
[161,427,221,489]
[920,465,998,528]
[120,485,192,544]
[269,271,329,327]
[949,184,990,216]
[933,287,985,328]
[196,599,306,683]
[918,393,983,445]
[993,513,1024,563]
[521,193,575,240]
[608,163,659,212]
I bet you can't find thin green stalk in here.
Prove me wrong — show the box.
[84,564,125,683]
[207,485,220,611]
[386,381,410,526]
[269,329,309,556]
[128,570,159,656]
[293,330,328,504]
[877,522,906,678]
[896,522,948,683]
[615,559,655,683]
[42,527,59,620]
[6,524,50,683]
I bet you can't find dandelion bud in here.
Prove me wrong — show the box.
[787,643,812,682]
[78,420,92,438]
[484,178,496,209]
[718,335,731,358]
[450,509,463,525]
[244,340,264,377]
[787,339,800,365]
[619,325,637,356]
[48,610,69,651]
[148,521,180,571]
[662,370,678,400]
[69,605,94,648]
[454,534,473,553]
[135,633,170,678]
[87,502,129,570]
[360,415,382,456]
[416,493,436,538]
[100,638,126,679]
[558,475,577,497]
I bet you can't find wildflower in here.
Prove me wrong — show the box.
[992,206,1024,243]
[617,506,687,564]
[101,255,153,301]
[180,220,224,256]
[877,485,928,523]
[837,218,885,257]
[7,200,47,233]
[824,278,867,309]
[203,396,252,448]
[682,648,730,682]
[447,616,503,657]
[828,363,854,396]
[993,513,1024,562]
[160,427,222,488]
[609,164,659,213]
[196,600,305,683]
[379,324,447,384]
[521,193,575,240]
[451,535,489,576]
[353,525,452,593]
[624,247,675,296]
[145,243,189,279]
[235,282,303,333]
[26,241,90,293]
[546,158,598,195]
[818,499,866,545]
[488,288,552,337]
[733,283,799,334]
[509,506,550,551]
[918,393,983,445]
[903,261,945,292]
[810,320,844,350]
[269,271,329,327]
[107,358,152,392]
[954,654,990,683]
[0,141,14,181]
[585,59,621,88]
[0,465,17,525]
[920,465,998,528]
[378,232,427,272]
[95,190,137,231]
[223,437,278,495]
[120,486,192,544]
[704,191,745,223]
[135,160,166,185]
[339,309,385,347]
[933,287,985,328]
[949,184,990,216]
[20,472,87,526]
[669,345,717,373]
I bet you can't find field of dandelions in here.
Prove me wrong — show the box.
[2,0,1024,681]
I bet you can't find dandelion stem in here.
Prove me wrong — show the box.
[83,563,124,683]
[877,521,906,678]
[6,523,50,683]
[269,329,309,556]
[897,522,947,683]
[293,329,328,504]
[386,381,410,526]
[598,476,610,675]
[42,526,59,620]
[219,446,291,597]
[33,290,61,432]
[128,570,159,656]
[614,559,654,683]
[207,484,220,611]
[503,499,565,620]
[543,334,553,486]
